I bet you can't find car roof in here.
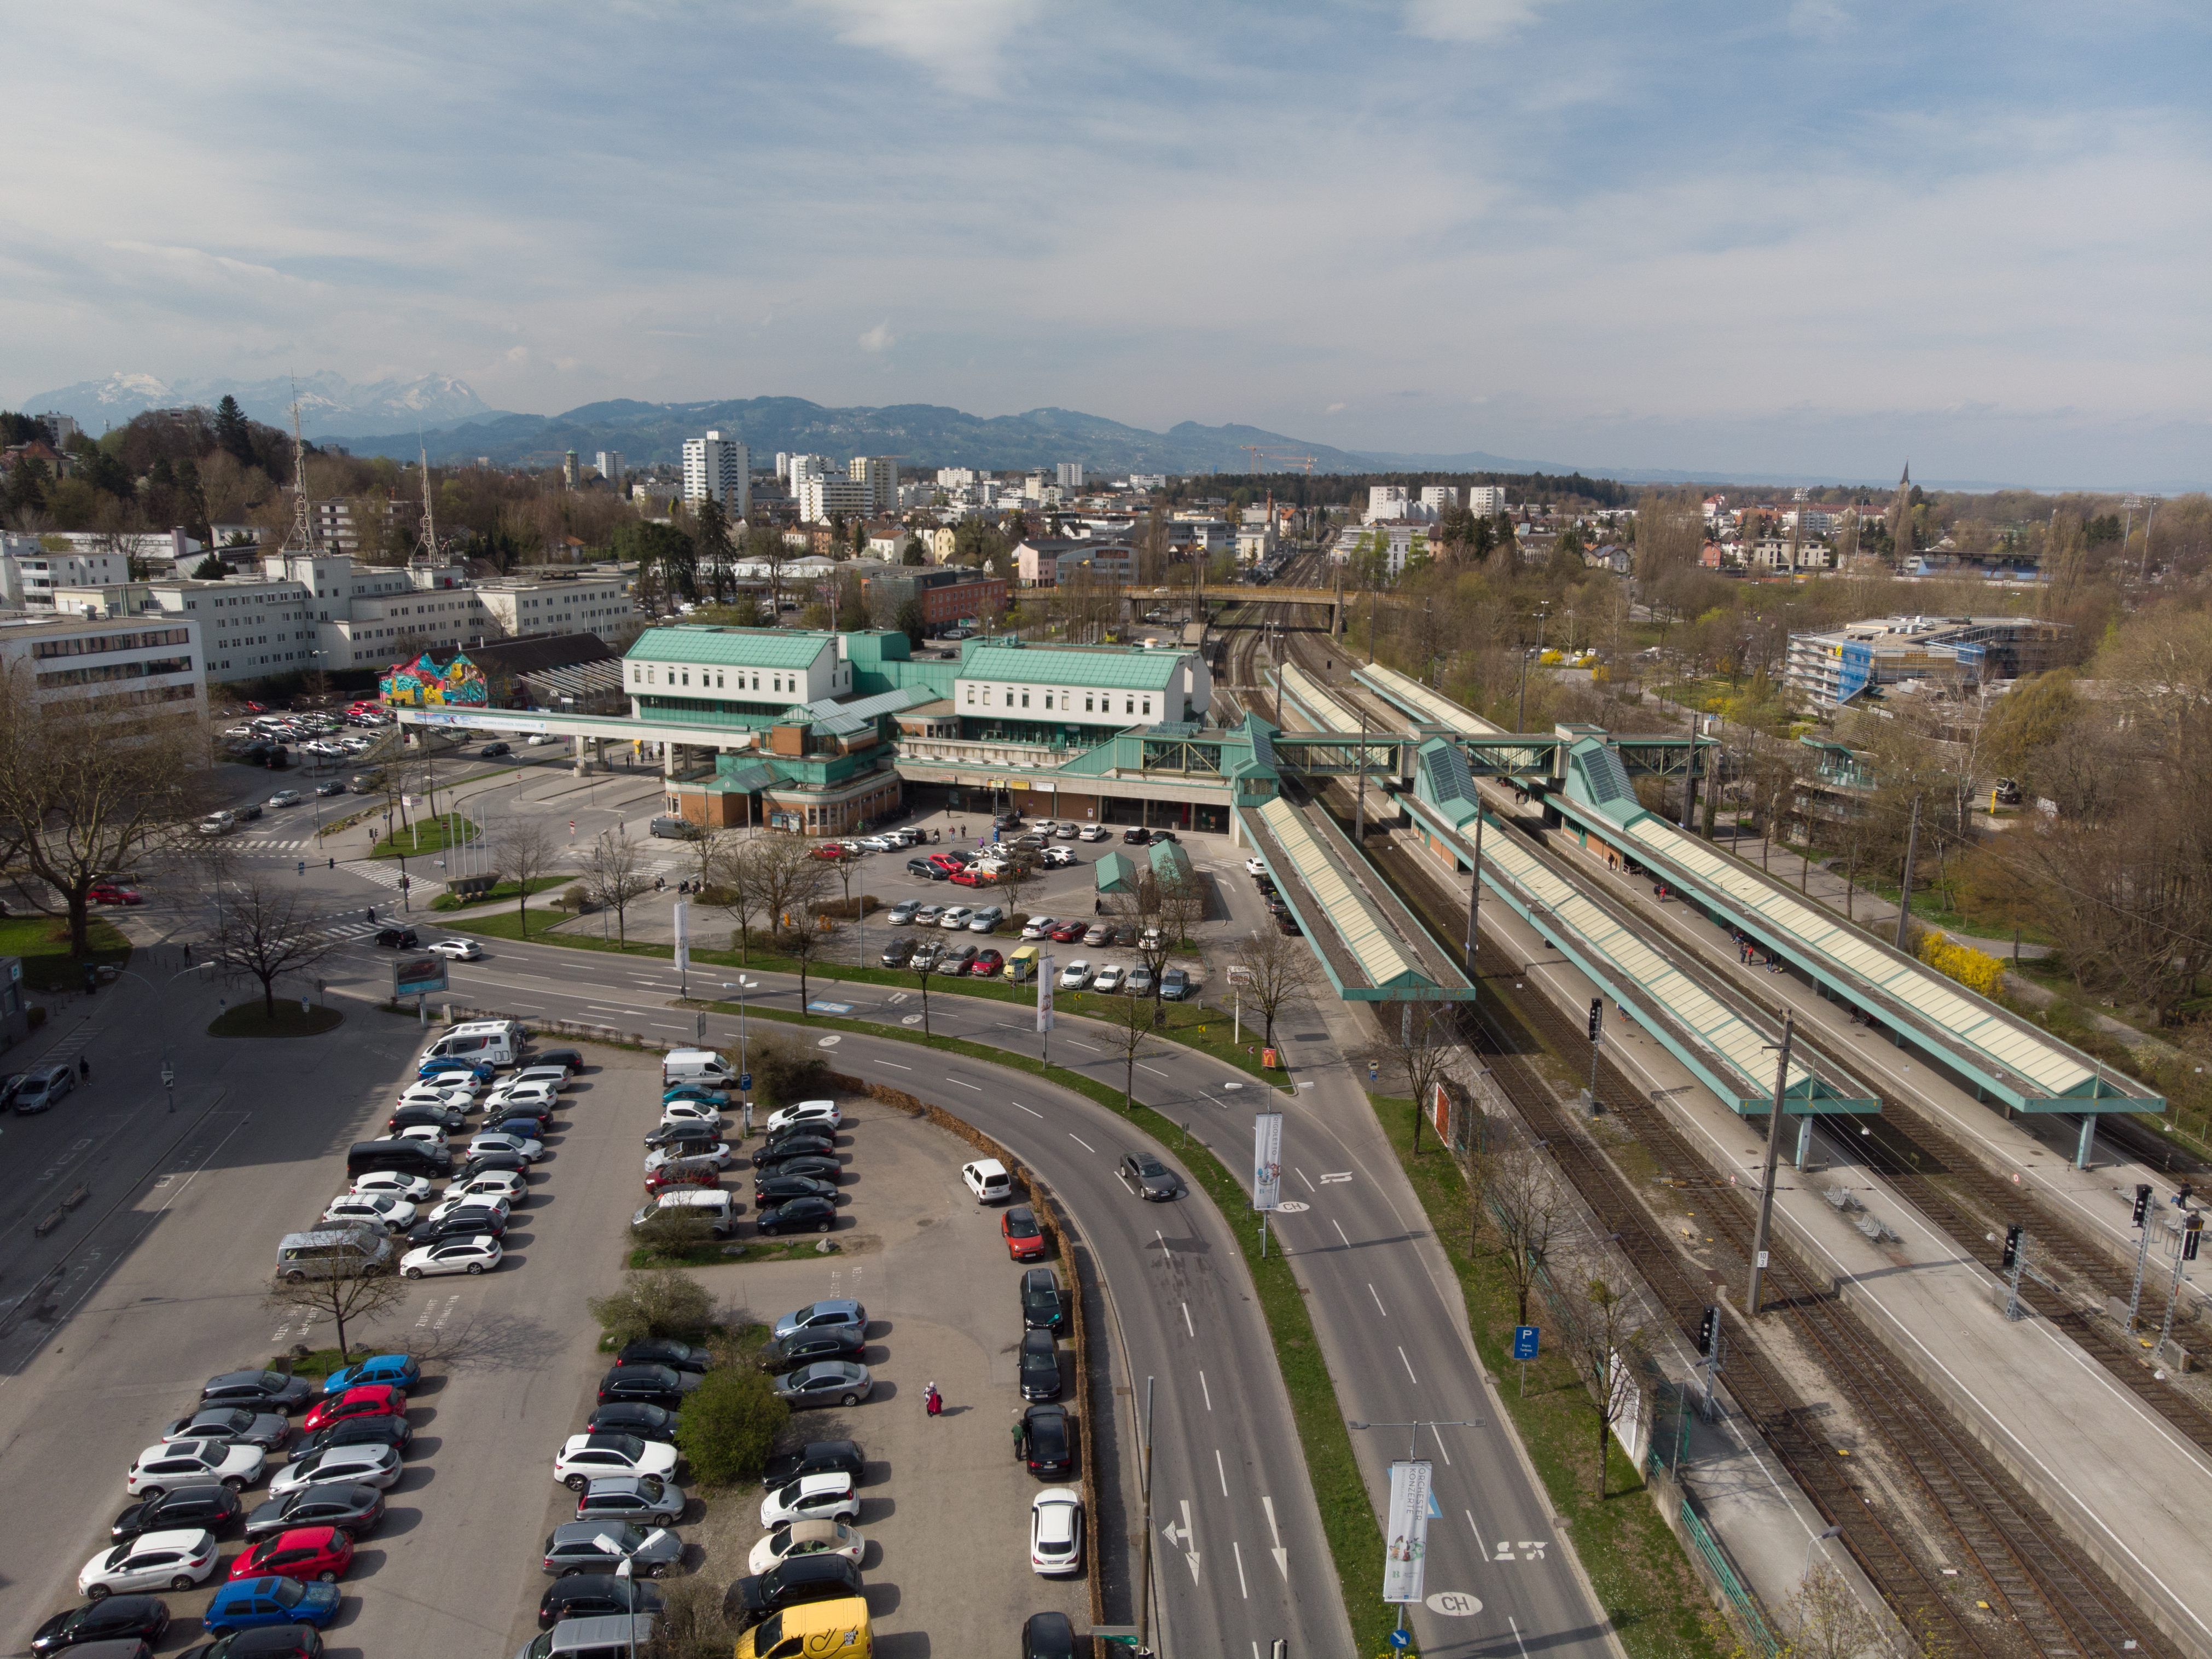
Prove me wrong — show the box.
[790,1471,854,1493]
[131,1526,216,1551]
[553,1520,641,1545]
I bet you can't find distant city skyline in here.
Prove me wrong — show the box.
[3,2,2204,489]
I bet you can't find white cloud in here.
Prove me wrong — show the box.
[800,0,1041,91]
[857,321,896,353]
[1402,0,1554,44]
[1325,401,1348,414]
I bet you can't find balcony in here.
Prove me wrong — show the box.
[896,734,1074,770]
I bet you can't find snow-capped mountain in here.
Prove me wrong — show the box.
[18,370,495,437]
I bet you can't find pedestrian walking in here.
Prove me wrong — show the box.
[925,1382,943,1418]
[1013,1422,1027,1461]
[78,1056,90,1081]
[181,942,191,964]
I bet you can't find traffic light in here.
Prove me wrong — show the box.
[2000,1224,2024,1272]
[1697,1306,1718,1356]
[2133,1184,2153,1227]
[1587,998,1603,1043]
[2187,1217,2204,1263]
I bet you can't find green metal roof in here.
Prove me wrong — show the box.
[625,627,833,669]
[1094,851,1139,894]
[960,643,1185,692]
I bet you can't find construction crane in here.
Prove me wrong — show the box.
[1239,445,1319,475]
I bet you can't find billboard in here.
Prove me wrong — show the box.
[1037,954,1055,1032]
[1383,1460,1434,1604]
[1252,1112,1283,1211]
[393,954,449,998]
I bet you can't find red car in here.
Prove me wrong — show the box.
[89,883,143,906]
[242,701,267,713]
[1048,921,1085,943]
[968,949,1005,978]
[229,1525,353,1584]
[927,852,965,874]
[1002,1204,1048,1261]
[950,868,993,887]
[301,1383,406,1436]
[812,843,847,861]
[644,1164,721,1196]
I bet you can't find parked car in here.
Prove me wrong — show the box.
[300,1385,405,1438]
[885,901,918,925]
[78,1527,221,1599]
[126,1438,266,1497]
[575,1474,686,1527]
[966,905,1005,932]
[756,1196,839,1235]
[1020,916,1058,940]
[1019,1330,1062,1401]
[967,948,1005,978]
[937,905,973,930]
[541,1522,682,1579]
[597,1365,704,1410]
[555,1432,680,1492]
[201,1371,314,1413]
[1092,964,1125,993]
[201,1576,341,1634]
[648,816,700,840]
[1023,1404,1075,1479]
[773,1300,866,1340]
[1159,966,1190,1000]
[27,1594,171,1654]
[727,1552,866,1627]
[538,1573,664,1629]
[758,1326,866,1373]
[1021,1266,1069,1333]
[398,1235,502,1277]
[759,1473,859,1527]
[773,1361,872,1409]
[963,1158,1012,1203]
[753,1173,837,1208]
[1078,824,1108,841]
[158,1407,290,1452]
[268,1444,402,1499]
[112,1484,245,1545]
[585,1402,678,1443]
[765,1100,841,1135]
[225,1525,353,1585]
[615,1339,712,1373]
[1029,1488,1083,1575]
[1040,846,1077,868]
[1127,965,1155,996]
[1002,1205,1048,1261]
[1048,920,1085,943]
[241,1484,385,1544]
[746,1517,864,1577]
[1121,827,1152,845]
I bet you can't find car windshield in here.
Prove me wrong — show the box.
[270,1576,306,1606]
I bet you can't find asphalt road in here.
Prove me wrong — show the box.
[307,922,1617,1659]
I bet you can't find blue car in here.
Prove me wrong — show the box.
[204,1576,342,1632]
[662,1086,723,1107]
[420,1059,495,1083]
[322,1353,422,1396]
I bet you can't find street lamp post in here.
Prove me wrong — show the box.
[1802,1523,1843,1580]
[721,977,759,1126]
[1348,1417,1478,1641]
[160,1060,176,1115]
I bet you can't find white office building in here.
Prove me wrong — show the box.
[595,450,626,485]
[849,456,897,514]
[681,431,750,517]
[1056,462,1085,490]
[1467,486,1506,516]
[0,538,132,608]
[936,467,980,490]
[1365,485,1410,524]
[798,475,873,521]
[0,610,205,723]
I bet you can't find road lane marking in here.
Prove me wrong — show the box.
[1368,1282,1387,1317]
[876,1060,911,1070]
[1332,1219,1352,1249]
[1465,1508,1489,1555]
[1233,1539,1249,1599]
[1296,1168,1315,1192]
[1199,1371,1212,1411]
[1511,1615,1533,1659]
[1182,1302,1194,1339]
[1216,1447,1229,1496]
[1398,1345,1419,1383]
[1067,1039,1099,1051]
[1139,1063,1170,1078]
[1069,1133,1095,1153]
[1431,1422,1452,1465]
[1013,1103,1042,1117]
[948,1077,982,1090]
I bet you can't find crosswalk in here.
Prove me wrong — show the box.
[228,835,322,853]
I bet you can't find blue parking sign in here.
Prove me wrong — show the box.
[737,1073,753,1092]
[1512,1326,1540,1361]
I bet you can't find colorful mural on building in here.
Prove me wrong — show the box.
[380,651,489,708]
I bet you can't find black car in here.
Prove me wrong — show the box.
[1019,1330,1061,1401]
[460,1148,532,1179]
[645,1122,722,1151]
[1118,1151,1178,1201]
[533,1048,585,1074]
[1023,1403,1075,1478]
[373,926,421,949]
[537,1573,664,1631]
[727,1552,865,1625]
[753,1173,837,1207]
[479,741,511,758]
[201,1370,314,1413]
[585,1402,678,1443]
[905,857,944,880]
[1121,826,1152,844]
[761,1439,865,1488]
[112,1483,245,1543]
[1024,1611,1079,1659]
[614,1339,712,1374]
[758,1326,866,1373]
[243,1483,385,1542]
[298,1413,413,1458]
[1020,1266,1068,1333]
[757,1153,841,1186]
[407,1207,507,1245]
[756,1196,838,1236]
[753,1136,836,1170]
[179,1627,326,1659]
[597,1363,703,1409]
[29,1595,170,1654]
[879,937,916,968]
[387,1103,466,1134]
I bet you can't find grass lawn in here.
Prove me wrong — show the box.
[0,911,132,990]
[1367,1092,1724,1659]
[370,816,478,859]
[209,1002,346,1038]
[429,875,569,913]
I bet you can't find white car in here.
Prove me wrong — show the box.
[126,1437,266,1496]
[938,906,973,930]
[396,1124,450,1150]
[1245,857,1267,876]
[399,1082,475,1110]
[759,1472,860,1528]
[487,1080,558,1112]
[509,1065,573,1093]
[1057,960,1093,991]
[746,1518,865,1576]
[1020,916,1058,941]
[1029,819,1056,835]
[78,1528,220,1598]
[271,1442,402,1498]
[400,1235,502,1278]
[764,1100,841,1136]
[429,1191,510,1225]
[556,1432,681,1491]
[857,835,897,852]
[351,1170,433,1203]
[425,938,482,961]
[1092,964,1125,993]
[469,1131,542,1162]
[961,1157,1011,1202]
[644,1142,731,1174]
[1030,1488,1083,1575]
[1078,824,1108,842]
[661,1100,724,1129]
[321,1192,418,1232]
[446,1169,529,1207]
[1041,847,1077,867]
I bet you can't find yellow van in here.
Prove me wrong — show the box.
[735,1595,871,1659]
[1003,944,1042,983]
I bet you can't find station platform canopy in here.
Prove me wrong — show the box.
[1551,738,2161,1116]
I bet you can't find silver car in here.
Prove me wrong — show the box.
[159,1407,290,1452]
[773,1360,873,1409]
[542,1519,683,1577]
[574,1475,687,1526]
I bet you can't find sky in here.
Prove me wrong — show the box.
[2,1,2207,488]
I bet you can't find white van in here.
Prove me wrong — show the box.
[631,1188,737,1238]
[277,1224,396,1283]
[421,1030,518,1069]
[662,1048,733,1089]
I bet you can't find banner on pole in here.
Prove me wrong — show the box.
[671,900,689,975]
[1252,1112,1283,1211]
[1037,954,1055,1032]
[1383,1460,1435,1603]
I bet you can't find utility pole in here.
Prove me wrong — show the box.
[2157,1213,2202,1363]
[1465,810,1483,985]
[1893,794,1921,950]
[1680,711,1700,833]
[1137,1376,1156,1659]
[1517,648,1530,732]
[1354,705,1368,844]
[2127,1184,2154,1327]
[1746,1010,1795,1316]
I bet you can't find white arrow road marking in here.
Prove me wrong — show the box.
[1262,1495,1288,1578]
[1164,1499,1201,1580]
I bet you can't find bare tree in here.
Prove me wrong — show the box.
[990,853,1038,925]
[1104,988,1154,1110]
[266,1261,408,1364]
[489,817,565,938]
[1370,1002,1454,1154]
[0,666,204,958]
[784,913,837,1014]
[911,949,942,1036]
[582,828,651,945]
[1474,1140,1568,1323]
[748,835,830,943]
[1230,927,1320,1051]
[1780,1565,1887,1659]
[1555,1264,1647,1497]
[207,869,342,1018]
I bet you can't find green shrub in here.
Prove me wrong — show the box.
[675,1365,789,1486]
[587,1268,713,1346]
[751,1040,829,1108]
[632,1208,716,1259]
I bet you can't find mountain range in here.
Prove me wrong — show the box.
[21,370,496,438]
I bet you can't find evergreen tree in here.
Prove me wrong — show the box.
[214,395,255,467]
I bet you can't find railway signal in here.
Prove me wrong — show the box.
[1587,998,1604,1043]
[1697,1306,1718,1356]
[2187,1216,2204,1263]
[2000,1223,2024,1272]
[2133,1184,2153,1226]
